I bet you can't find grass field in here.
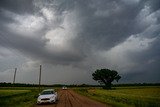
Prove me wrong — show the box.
[0,86,160,107]
[0,87,47,107]
[0,89,30,97]
[75,86,160,107]
[0,87,60,107]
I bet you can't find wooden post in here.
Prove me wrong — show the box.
[13,68,17,84]
[39,65,42,92]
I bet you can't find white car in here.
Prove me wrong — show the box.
[37,89,57,104]
[62,86,67,90]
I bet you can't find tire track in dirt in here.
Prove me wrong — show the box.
[65,90,73,107]
[67,90,107,107]
[54,90,63,107]
[67,90,82,107]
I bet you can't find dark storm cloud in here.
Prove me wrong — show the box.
[146,0,160,12]
[0,0,84,64]
[71,0,160,83]
[0,0,160,83]
[0,30,83,64]
[0,0,34,14]
[121,59,160,83]
[73,0,144,50]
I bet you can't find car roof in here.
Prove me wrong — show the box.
[43,89,54,91]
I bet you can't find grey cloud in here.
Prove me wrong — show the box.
[0,30,84,65]
[0,0,160,84]
[146,0,160,12]
[0,0,84,64]
[73,0,144,51]
[0,0,34,15]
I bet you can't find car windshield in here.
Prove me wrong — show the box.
[41,91,54,95]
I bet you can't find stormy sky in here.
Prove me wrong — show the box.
[0,0,160,85]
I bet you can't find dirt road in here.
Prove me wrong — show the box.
[34,89,109,107]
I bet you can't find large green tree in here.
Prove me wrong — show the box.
[92,68,121,89]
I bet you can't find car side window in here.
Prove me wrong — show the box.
[51,91,55,94]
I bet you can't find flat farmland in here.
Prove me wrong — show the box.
[0,87,39,107]
[0,89,30,97]
[0,86,160,107]
[75,86,160,107]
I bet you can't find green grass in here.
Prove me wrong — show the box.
[0,90,30,97]
[0,87,57,107]
[1,86,160,107]
[75,86,160,107]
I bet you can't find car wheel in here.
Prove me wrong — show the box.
[37,102,41,105]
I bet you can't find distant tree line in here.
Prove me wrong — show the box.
[0,82,160,87]
[114,83,160,87]
[0,82,61,87]
[0,82,100,87]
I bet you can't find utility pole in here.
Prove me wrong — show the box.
[13,68,17,84]
[39,65,42,92]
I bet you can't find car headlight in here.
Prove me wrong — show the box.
[38,97,41,101]
[50,96,55,100]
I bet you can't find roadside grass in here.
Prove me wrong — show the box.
[75,86,160,107]
[0,87,58,107]
[0,90,30,97]
[0,88,38,107]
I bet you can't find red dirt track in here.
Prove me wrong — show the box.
[34,89,109,107]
